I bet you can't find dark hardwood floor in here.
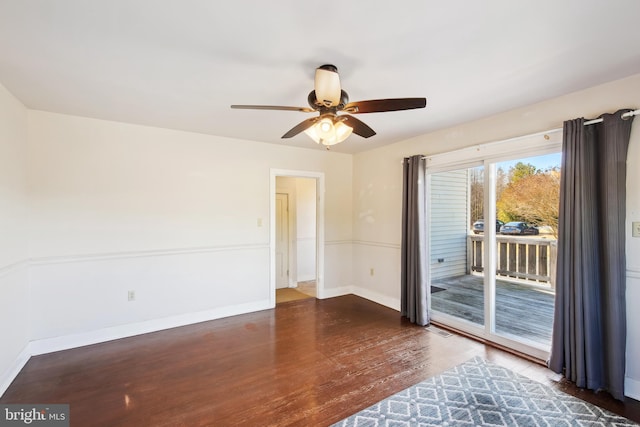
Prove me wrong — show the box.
[2,295,639,426]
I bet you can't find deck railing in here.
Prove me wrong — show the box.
[468,234,557,288]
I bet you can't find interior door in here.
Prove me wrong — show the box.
[275,193,289,289]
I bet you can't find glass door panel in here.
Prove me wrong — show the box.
[492,154,560,349]
[429,166,484,328]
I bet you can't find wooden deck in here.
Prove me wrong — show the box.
[431,274,555,346]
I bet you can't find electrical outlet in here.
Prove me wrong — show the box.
[370,268,374,276]
[128,290,135,301]
[633,222,640,238]
[257,218,263,227]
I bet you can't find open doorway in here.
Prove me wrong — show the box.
[270,170,324,307]
[275,177,317,303]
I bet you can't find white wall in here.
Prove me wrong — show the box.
[352,73,640,398]
[26,111,353,348]
[296,178,316,282]
[0,82,30,393]
[351,145,403,306]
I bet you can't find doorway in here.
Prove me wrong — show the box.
[270,170,325,307]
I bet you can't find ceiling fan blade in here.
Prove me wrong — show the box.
[343,98,426,114]
[282,117,320,138]
[231,105,315,113]
[341,115,376,138]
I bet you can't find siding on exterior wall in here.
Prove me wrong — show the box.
[429,170,469,280]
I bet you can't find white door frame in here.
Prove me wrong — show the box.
[270,169,325,308]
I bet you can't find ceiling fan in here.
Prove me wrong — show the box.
[231,64,427,147]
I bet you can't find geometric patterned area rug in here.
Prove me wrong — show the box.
[332,356,638,426]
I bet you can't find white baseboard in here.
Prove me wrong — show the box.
[318,285,400,311]
[0,345,31,398]
[29,299,271,356]
[319,286,352,299]
[297,274,316,282]
[351,286,401,311]
[626,376,640,400]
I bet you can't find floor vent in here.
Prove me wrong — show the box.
[425,326,453,338]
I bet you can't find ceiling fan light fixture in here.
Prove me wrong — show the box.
[314,66,341,107]
[334,120,353,142]
[319,118,333,133]
[304,115,352,146]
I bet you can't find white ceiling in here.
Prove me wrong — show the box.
[1,1,640,153]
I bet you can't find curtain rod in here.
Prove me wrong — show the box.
[582,108,639,125]
[534,108,639,134]
[411,108,639,161]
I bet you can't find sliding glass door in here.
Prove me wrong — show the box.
[427,145,561,359]
[429,166,485,329]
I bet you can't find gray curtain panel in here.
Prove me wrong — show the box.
[401,155,429,325]
[549,110,634,401]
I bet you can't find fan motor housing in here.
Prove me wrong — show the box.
[308,90,349,110]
